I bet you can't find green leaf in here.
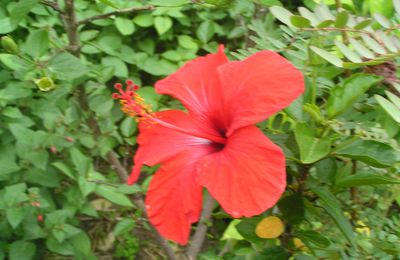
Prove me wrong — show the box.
[154,16,173,35]
[394,0,400,15]
[196,20,215,43]
[0,18,16,34]
[25,29,49,58]
[310,46,343,67]
[178,35,198,49]
[348,38,375,59]
[69,148,90,176]
[101,56,128,78]
[294,123,331,164]
[6,207,25,228]
[52,162,76,180]
[335,40,362,63]
[270,6,294,26]
[335,139,399,168]
[327,73,382,118]
[115,17,135,35]
[113,218,136,236]
[335,172,400,188]
[334,11,348,28]
[10,0,38,24]
[221,219,244,240]
[377,31,397,52]
[316,20,334,28]
[133,14,154,27]
[0,146,20,176]
[95,185,134,207]
[373,13,391,28]
[375,95,400,123]
[149,0,189,6]
[48,52,89,80]
[290,15,311,28]
[298,7,319,26]
[353,19,371,29]
[70,231,91,255]
[361,34,386,55]
[296,230,330,248]
[278,193,305,224]
[257,246,289,260]
[120,117,137,137]
[9,240,36,260]
[309,186,355,247]
[99,0,120,9]
[386,91,400,109]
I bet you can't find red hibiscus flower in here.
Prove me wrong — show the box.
[113,46,304,245]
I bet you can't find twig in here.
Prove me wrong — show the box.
[40,0,64,14]
[77,5,155,25]
[186,193,216,260]
[60,1,178,259]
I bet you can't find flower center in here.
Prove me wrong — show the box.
[113,81,226,145]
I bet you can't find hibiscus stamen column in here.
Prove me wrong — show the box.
[113,81,227,144]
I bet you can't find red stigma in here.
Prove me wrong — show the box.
[126,79,134,86]
[114,83,122,90]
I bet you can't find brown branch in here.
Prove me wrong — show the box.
[77,5,155,25]
[40,0,64,14]
[61,1,178,259]
[186,193,215,260]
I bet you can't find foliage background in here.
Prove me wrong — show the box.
[0,0,399,259]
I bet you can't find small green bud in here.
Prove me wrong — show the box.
[1,36,19,54]
[303,103,324,124]
[34,77,56,91]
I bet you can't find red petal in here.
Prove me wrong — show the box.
[128,110,212,185]
[146,148,213,245]
[218,51,304,135]
[155,45,229,130]
[197,126,286,218]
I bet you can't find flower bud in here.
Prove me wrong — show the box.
[37,215,43,222]
[34,77,56,92]
[1,36,19,54]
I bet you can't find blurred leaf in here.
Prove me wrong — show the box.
[6,207,25,228]
[353,19,371,29]
[309,186,355,247]
[327,73,382,118]
[335,139,399,168]
[335,172,400,188]
[348,38,375,59]
[334,11,348,28]
[154,16,173,35]
[335,40,362,63]
[256,246,289,260]
[120,117,137,137]
[10,0,38,24]
[294,123,331,164]
[373,13,391,28]
[197,20,215,43]
[290,15,311,28]
[361,34,386,54]
[270,6,294,26]
[298,7,319,26]
[375,95,400,123]
[99,0,119,9]
[25,29,49,58]
[95,185,134,207]
[310,46,343,67]
[222,219,244,240]
[9,240,36,260]
[113,218,136,236]
[296,230,330,248]
[102,56,128,78]
[133,14,154,27]
[48,52,89,80]
[178,35,198,49]
[69,148,90,175]
[115,17,135,35]
[278,193,305,224]
[149,0,189,6]
[70,232,91,255]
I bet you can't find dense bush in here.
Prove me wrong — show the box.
[0,0,399,259]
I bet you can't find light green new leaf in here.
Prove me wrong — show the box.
[290,15,311,28]
[9,241,36,260]
[334,11,348,28]
[375,95,400,123]
[115,17,135,35]
[327,73,382,118]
